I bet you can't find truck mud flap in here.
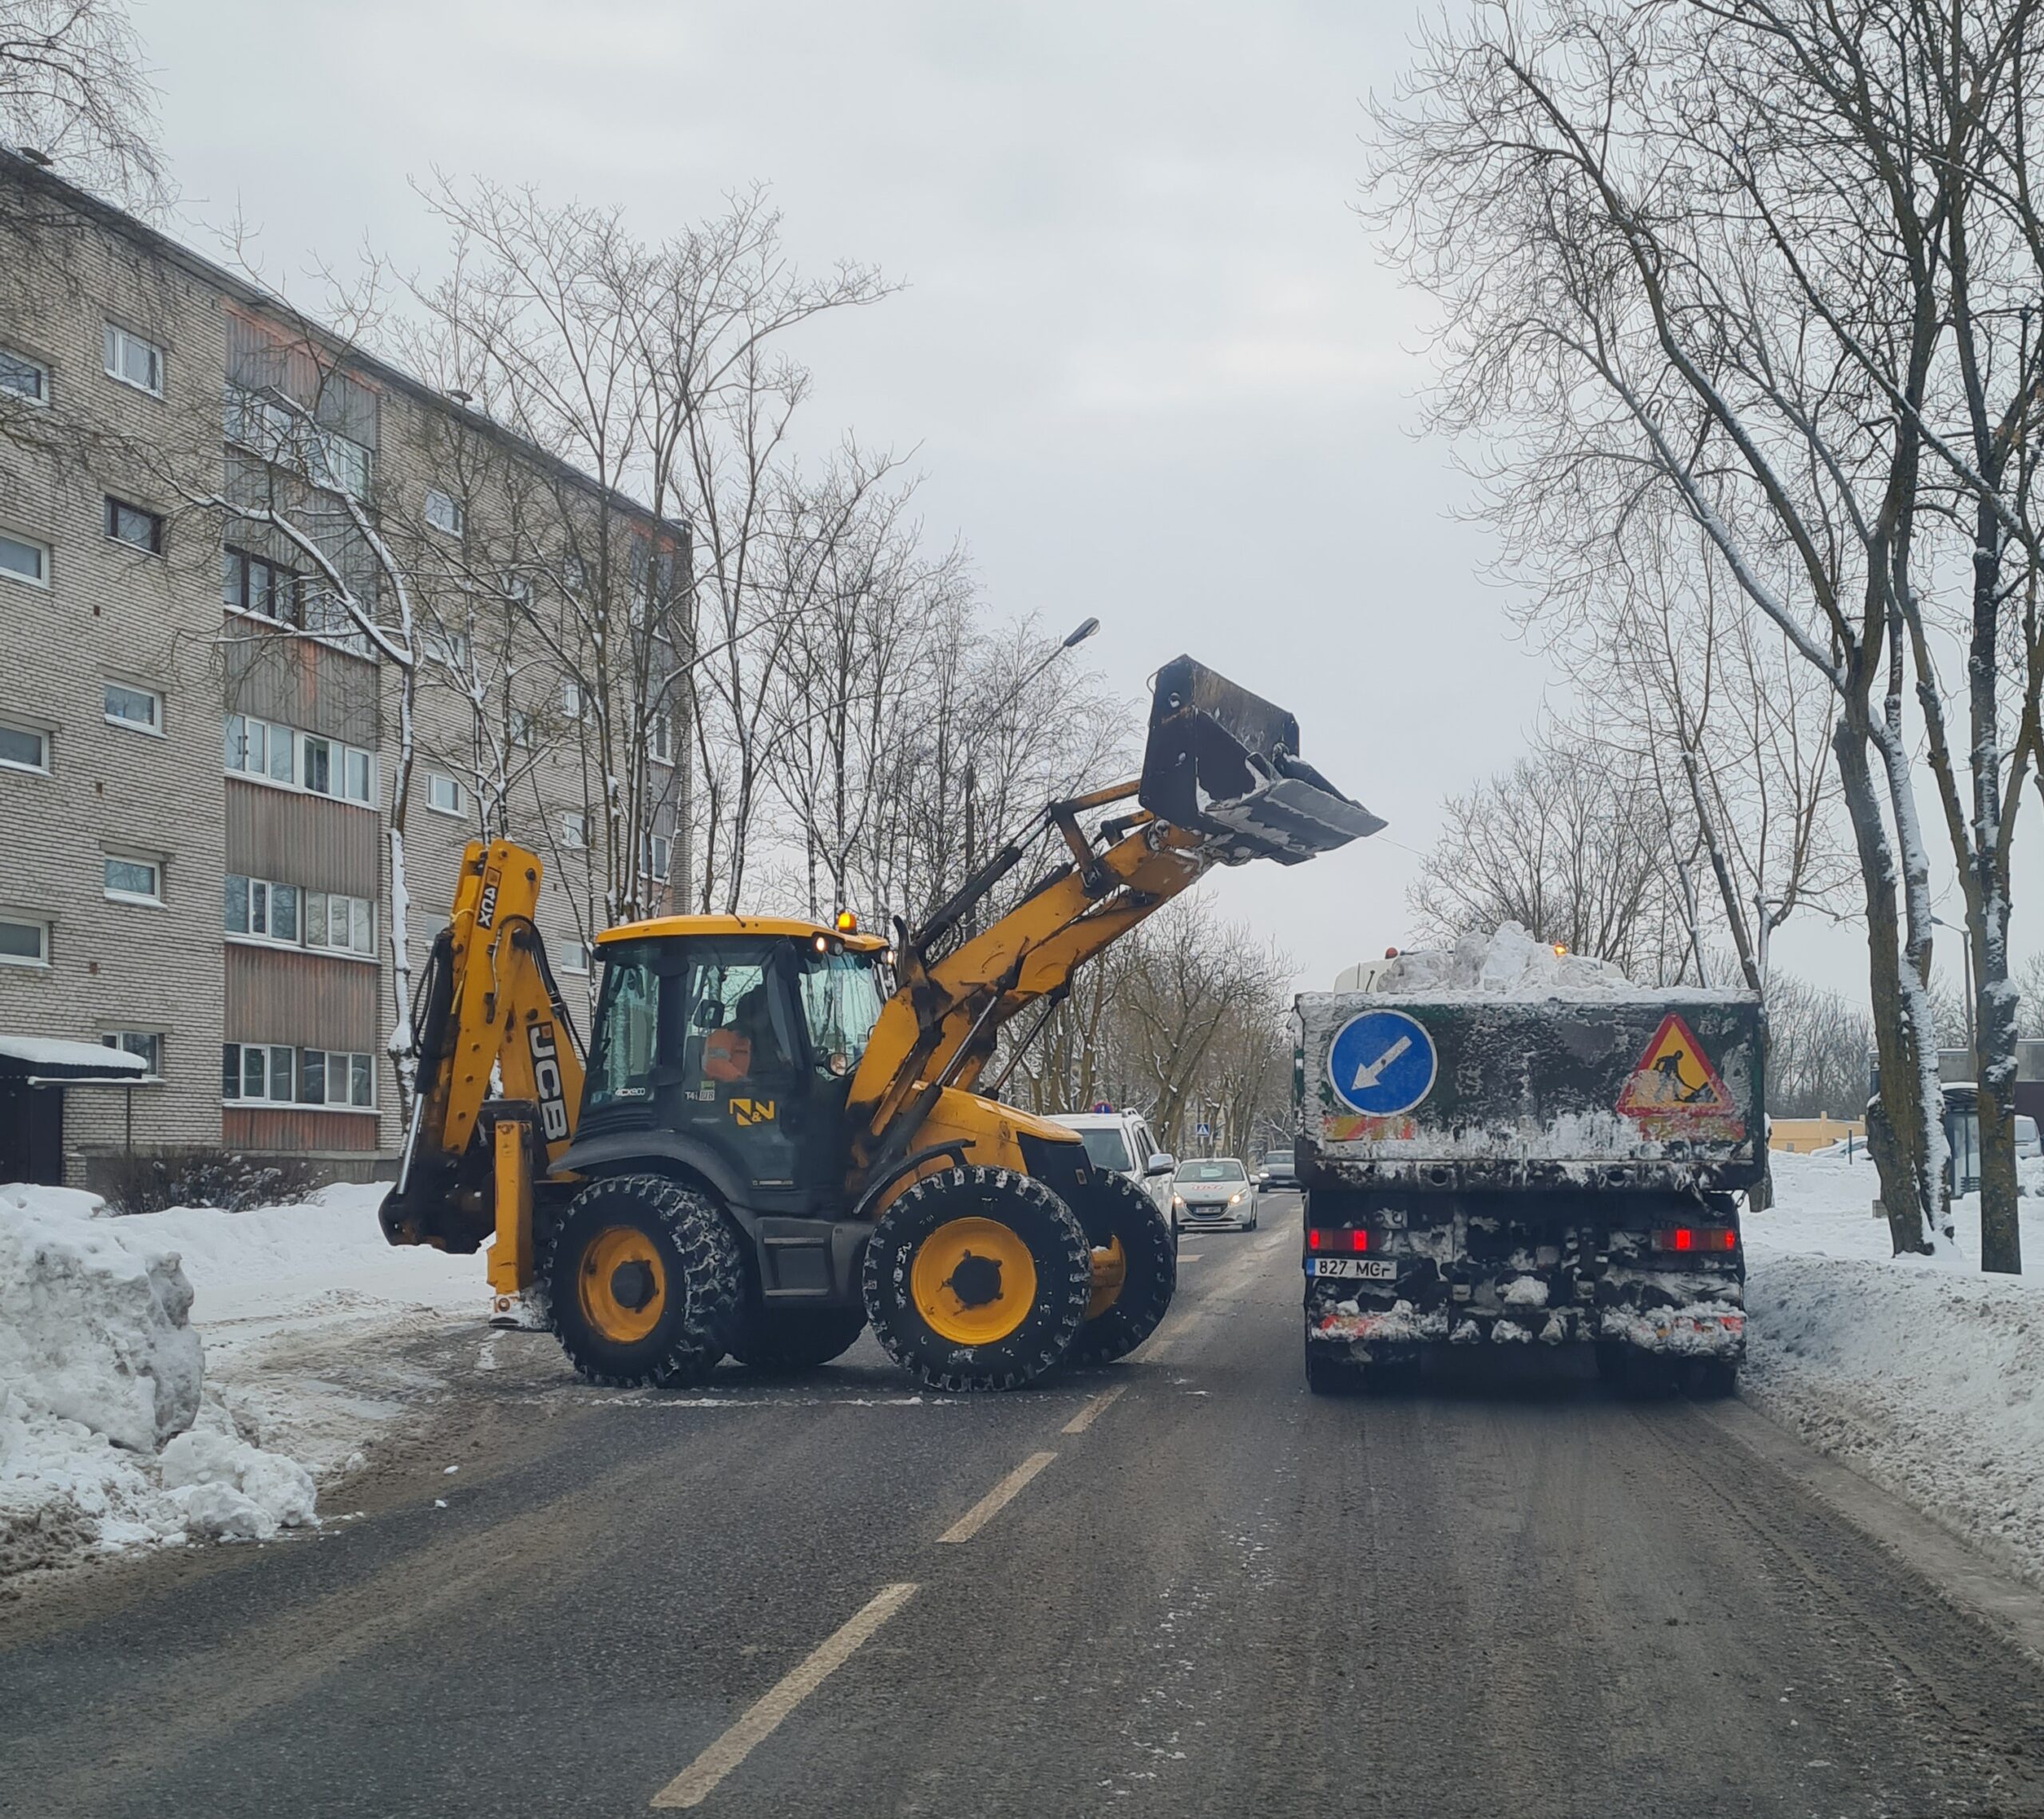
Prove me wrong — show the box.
[1139,656,1384,865]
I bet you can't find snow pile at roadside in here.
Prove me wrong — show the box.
[1745,1151,2044,1587]
[0,1177,468,1577]
[1377,923,1634,997]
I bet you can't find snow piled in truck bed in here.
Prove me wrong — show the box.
[1745,1152,2044,1588]
[1368,922,1753,1002]
[0,1181,477,1579]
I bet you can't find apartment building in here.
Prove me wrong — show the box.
[0,153,690,1188]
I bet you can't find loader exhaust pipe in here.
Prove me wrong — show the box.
[1139,656,1384,865]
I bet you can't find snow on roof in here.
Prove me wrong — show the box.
[0,1033,148,1075]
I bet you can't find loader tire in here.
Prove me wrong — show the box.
[544,1175,743,1389]
[1065,1171,1178,1365]
[727,1306,868,1373]
[863,1167,1091,1392]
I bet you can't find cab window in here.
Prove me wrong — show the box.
[797,949,886,1078]
[585,954,659,1108]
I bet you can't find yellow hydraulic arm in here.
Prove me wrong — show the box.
[382,839,584,1277]
[845,783,1206,1182]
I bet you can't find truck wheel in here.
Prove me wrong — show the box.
[863,1167,1091,1392]
[728,1306,868,1373]
[1065,1172,1178,1365]
[544,1175,744,1389]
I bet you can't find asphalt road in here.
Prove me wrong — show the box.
[5,1193,2043,1818]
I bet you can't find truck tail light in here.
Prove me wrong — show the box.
[1651,1225,1736,1254]
[1306,1228,1368,1253]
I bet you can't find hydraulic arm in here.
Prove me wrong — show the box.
[382,839,586,1265]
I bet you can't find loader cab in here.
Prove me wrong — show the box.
[577,916,890,1214]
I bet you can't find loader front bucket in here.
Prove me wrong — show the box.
[1139,656,1384,865]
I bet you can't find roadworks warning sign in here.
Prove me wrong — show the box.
[1614,1013,1745,1136]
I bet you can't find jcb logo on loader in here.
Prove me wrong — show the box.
[527,1022,569,1140]
[477,868,502,931]
[729,1097,776,1127]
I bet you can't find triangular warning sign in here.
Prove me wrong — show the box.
[1615,1013,1740,1128]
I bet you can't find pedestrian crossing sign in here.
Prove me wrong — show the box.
[1614,1013,1739,1131]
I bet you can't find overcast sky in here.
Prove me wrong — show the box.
[137,0,2040,1003]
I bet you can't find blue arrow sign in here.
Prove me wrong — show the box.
[1327,1009,1437,1116]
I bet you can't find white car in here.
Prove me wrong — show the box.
[1171,1157,1258,1230]
[1049,1110,1176,1217]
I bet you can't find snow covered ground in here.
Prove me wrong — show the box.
[1745,1151,2044,1589]
[0,1180,477,1580]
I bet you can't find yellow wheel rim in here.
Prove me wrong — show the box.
[910,1216,1037,1345]
[578,1226,667,1344]
[1086,1238,1127,1321]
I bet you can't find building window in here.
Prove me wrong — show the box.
[561,677,583,719]
[103,323,164,396]
[561,810,586,849]
[0,348,48,404]
[222,1042,370,1108]
[222,547,306,624]
[559,938,590,975]
[650,708,674,765]
[104,854,162,905]
[0,721,49,773]
[102,1031,161,1078]
[105,497,164,554]
[0,914,48,966]
[509,708,538,751]
[298,733,375,804]
[105,680,162,733]
[425,771,462,815]
[313,429,371,499]
[224,713,296,784]
[424,488,464,537]
[222,1042,297,1105]
[644,833,671,882]
[224,874,298,943]
[300,1049,374,1108]
[0,529,49,586]
[305,890,374,956]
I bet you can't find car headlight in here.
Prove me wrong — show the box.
[1227,1192,1242,1205]
[1171,1194,1184,1207]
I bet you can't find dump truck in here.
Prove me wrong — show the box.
[1295,937,1764,1394]
[381,656,1380,1393]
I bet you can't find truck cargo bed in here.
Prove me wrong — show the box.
[1295,990,1766,1193]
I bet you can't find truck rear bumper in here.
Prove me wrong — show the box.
[1305,1300,1745,1356]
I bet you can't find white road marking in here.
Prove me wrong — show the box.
[649,1582,918,1809]
[1177,1251,1203,1262]
[937,1451,1058,1543]
[1061,1385,1127,1434]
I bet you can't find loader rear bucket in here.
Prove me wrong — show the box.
[1139,656,1384,865]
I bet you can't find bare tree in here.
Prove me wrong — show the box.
[1409,731,1696,982]
[1765,972,1876,1120]
[1369,0,2044,1257]
[0,0,165,215]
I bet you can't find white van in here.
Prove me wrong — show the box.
[1048,1110,1176,1217]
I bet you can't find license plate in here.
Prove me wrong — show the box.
[1308,1257,1396,1281]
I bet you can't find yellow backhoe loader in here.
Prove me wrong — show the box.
[380,656,1380,1391]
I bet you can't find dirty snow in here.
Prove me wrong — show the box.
[1745,1151,2044,1588]
[0,1180,477,1579]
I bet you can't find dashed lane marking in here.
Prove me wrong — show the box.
[937,1450,1058,1544]
[649,1582,918,1809]
[1061,1385,1126,1435]
[1178,1251,1202,1261]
